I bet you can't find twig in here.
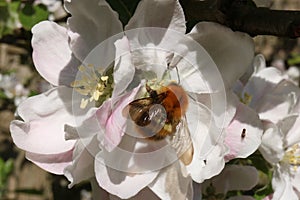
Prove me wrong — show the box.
[180,0,300,38]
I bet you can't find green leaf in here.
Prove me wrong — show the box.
[19,3,48,30]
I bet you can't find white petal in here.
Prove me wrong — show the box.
[94,151,159,199]
[32,21,80,86]
[291,172,300,193]
[64,137,99,187]
[272,165,299,200]
[257,80,300,123]
[125,0,185,33]
[189,22,254,89]
[124,0,185,80]
[112,36,135,100]
[243,67,285,109]
[10,86,76,154]
[259,121,284,164]
[170,36,226,94]
[148,162,193,200]
[185,98,227,182]
[65,0,123,61]
[187,143,226,183]
[281,115,300,147]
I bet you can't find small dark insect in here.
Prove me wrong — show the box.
[241,128,246,139]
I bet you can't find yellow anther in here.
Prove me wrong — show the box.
[240,92,252,105]
[80,98,89,109]
[101,76,109,82]
[282,144,300,171]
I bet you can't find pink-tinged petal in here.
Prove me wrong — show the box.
[64,136,99,187]
[65,0,123,61]
[225,102,263,160]
[148,162,193,200]
[257,80,300,123]
[272,165,299,200]
[189,22,254,89]
[98,85,141,151]
[25,149,73,175]
[10,86,76,154]
[94,151,159,199]
[125,0,185,33]
[112,36,135,100]
[259,121,284,164]
[32,21,79,86]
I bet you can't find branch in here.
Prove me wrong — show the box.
[180,0,300,38]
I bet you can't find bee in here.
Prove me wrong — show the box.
[124,83,193,165]
[126,83,189,140]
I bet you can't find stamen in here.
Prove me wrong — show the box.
[71,64,113,109]
[282,144,300,171]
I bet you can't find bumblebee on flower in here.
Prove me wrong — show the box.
[9,0,263,199]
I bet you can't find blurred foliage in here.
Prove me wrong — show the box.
[19,3,48,30]
[0,0,20,38]
[288,53,300,66]
[0,0,49,39]
[0,158,13,198]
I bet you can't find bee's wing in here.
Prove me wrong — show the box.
[124,93,167,127]
[126,97,154,126]
[169,117,194,165]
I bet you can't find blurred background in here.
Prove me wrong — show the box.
[0,0,300,199]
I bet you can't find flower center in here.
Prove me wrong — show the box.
[282,144,300,171]
[70,64,113,109]
[240,92,252,105]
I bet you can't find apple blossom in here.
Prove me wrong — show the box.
[234,55,300,199]
[9,0,262,199]
[234,54,300,124]
[259,113,300,199]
